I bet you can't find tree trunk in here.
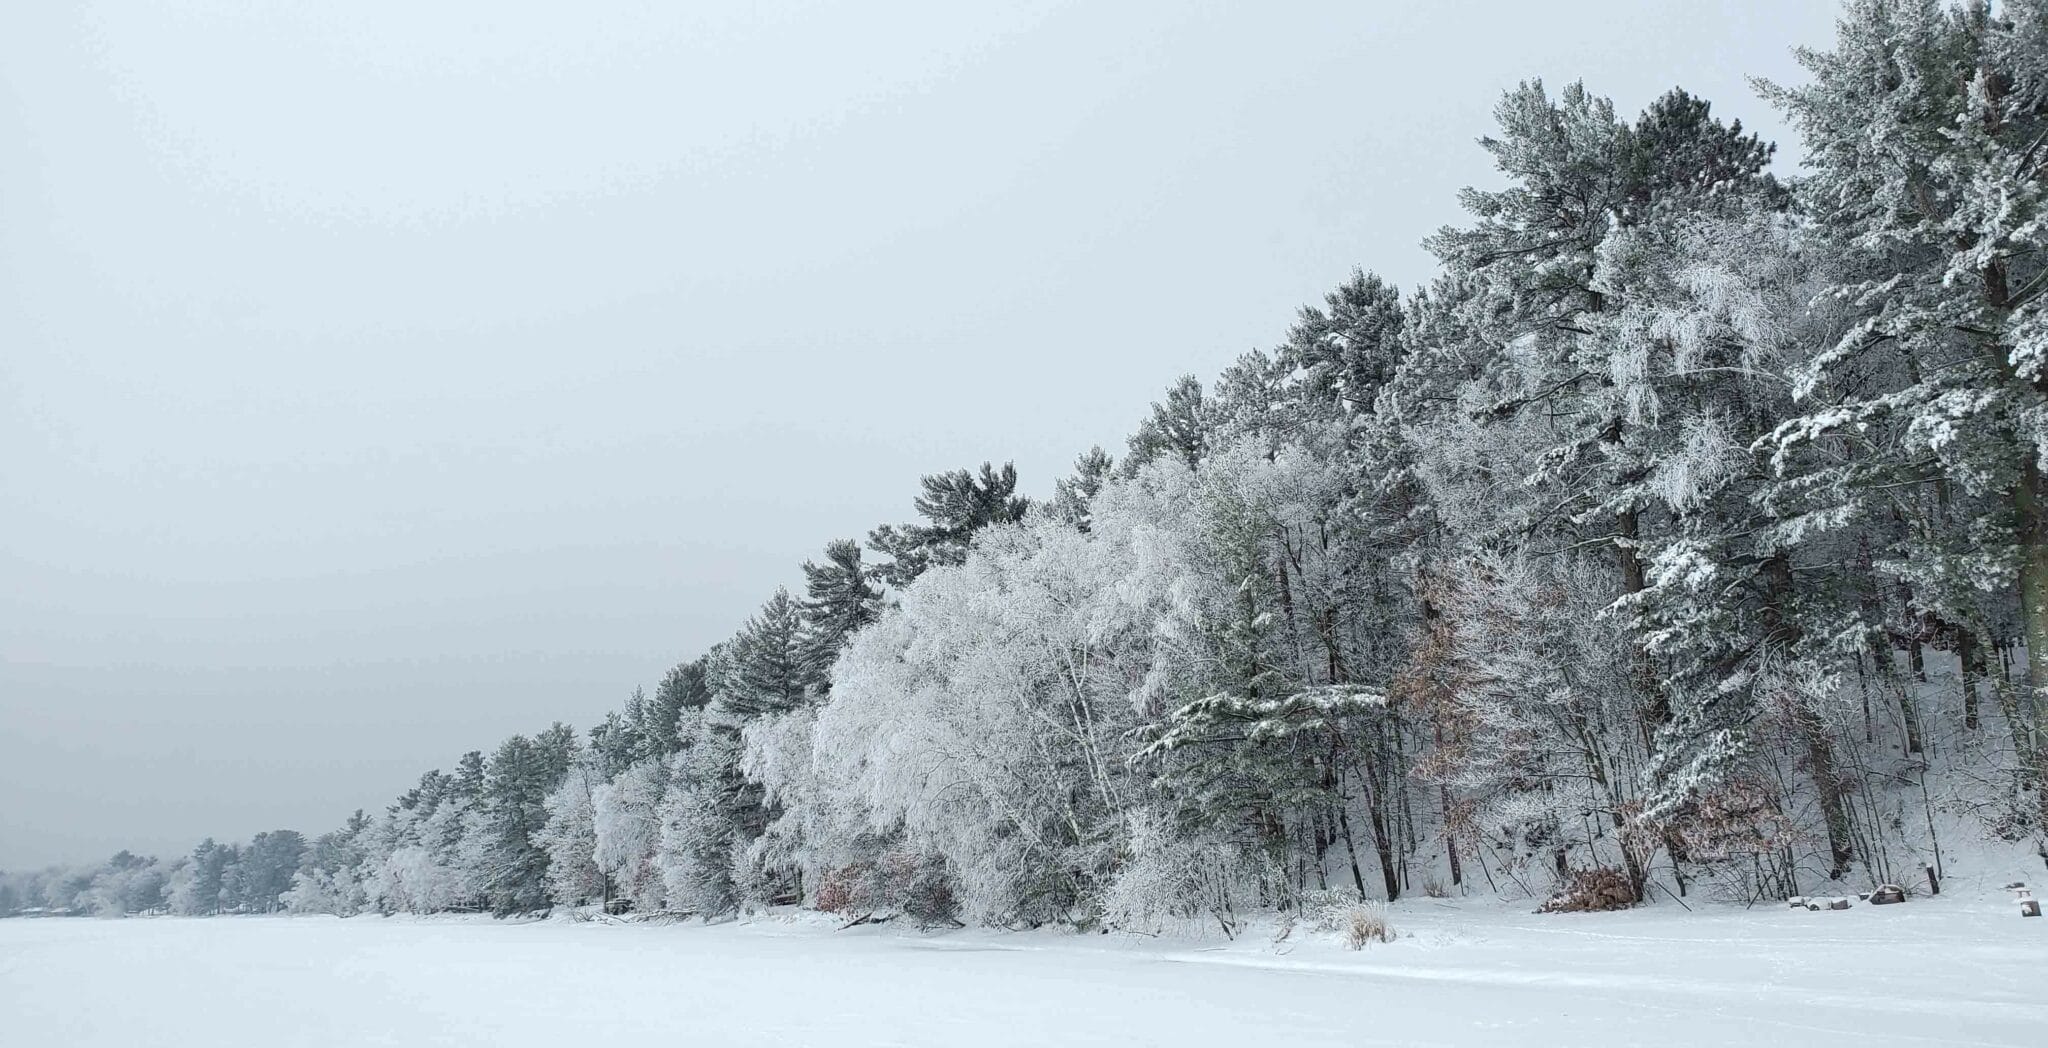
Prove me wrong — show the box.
[1273,542,1305,678]
[1310,810,1332,891]
[1617,506,1672,738]
[1617,505,1646,595]
[1365,787,1400,901]
[1898,675,1927,757]
[1797,703,1856,880]
[1958,625,1983,732]
[1613,505,1688,889]
[1336,808,1369,899]
[1990,645,2034,768]
[1319,607,1347,686]
[1895,585,1928,755]
[2018,465,2048,814]
[1435,773,1464,889]
[1587,752,1647,899]
[1763,551,1855,879]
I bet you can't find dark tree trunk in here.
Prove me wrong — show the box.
[1763,550,1855,879]
[1958,625,1983,732]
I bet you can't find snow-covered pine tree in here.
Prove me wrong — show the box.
[1758,0,2048,829]
[717,590,809,719]
[866,462,1030,587]
[796,540,882,693]
[1047,446,1116,531]
[537,756,606,908]
[1280,269,1407,419]
[1125,375,1212,471]
[476,725,580,915]
[642,658,710,761]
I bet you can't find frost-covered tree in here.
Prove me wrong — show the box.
[592,756,670,912]
[537,758,606,907]
[472,725,580,914]
[654,706,756,915]
[1758,0,2048,811]
[82,851,166,917]
[167,838,232,915]
[822,509,1167,924]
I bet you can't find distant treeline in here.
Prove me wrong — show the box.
[2,833,306,917]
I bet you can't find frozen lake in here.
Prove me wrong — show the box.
[2,899,2041,1046]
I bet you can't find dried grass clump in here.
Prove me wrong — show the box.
[1297,889,1395,947]
[1343,901,1395,949]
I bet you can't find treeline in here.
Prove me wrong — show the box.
[1,834,307,918]
[10,0,2048,928]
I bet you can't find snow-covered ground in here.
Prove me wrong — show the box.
[2,897,2041,1047]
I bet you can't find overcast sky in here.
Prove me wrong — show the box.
[0,1,1840,868]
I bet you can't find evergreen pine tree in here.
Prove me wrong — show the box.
[1125,375,1212,470]
[797,540,882,692]
[1047,447,1116,531]
[867,462,1030,587]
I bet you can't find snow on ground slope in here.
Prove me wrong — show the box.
[1,897,2041,1047]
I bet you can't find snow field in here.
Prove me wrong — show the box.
[2,895,2041,1047]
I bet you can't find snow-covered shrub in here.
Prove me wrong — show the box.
[1299,888,1352,932]
[1668,779,1805,904]
[1098,810,1267,937]
[879,849,957,927]
[280,867,364,916]
[814,865,860,913]
[807,849,956,926]
[1540,867,1637,913]
[1298,890,1394,947]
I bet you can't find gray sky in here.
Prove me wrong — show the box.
[0,1,1839,868]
